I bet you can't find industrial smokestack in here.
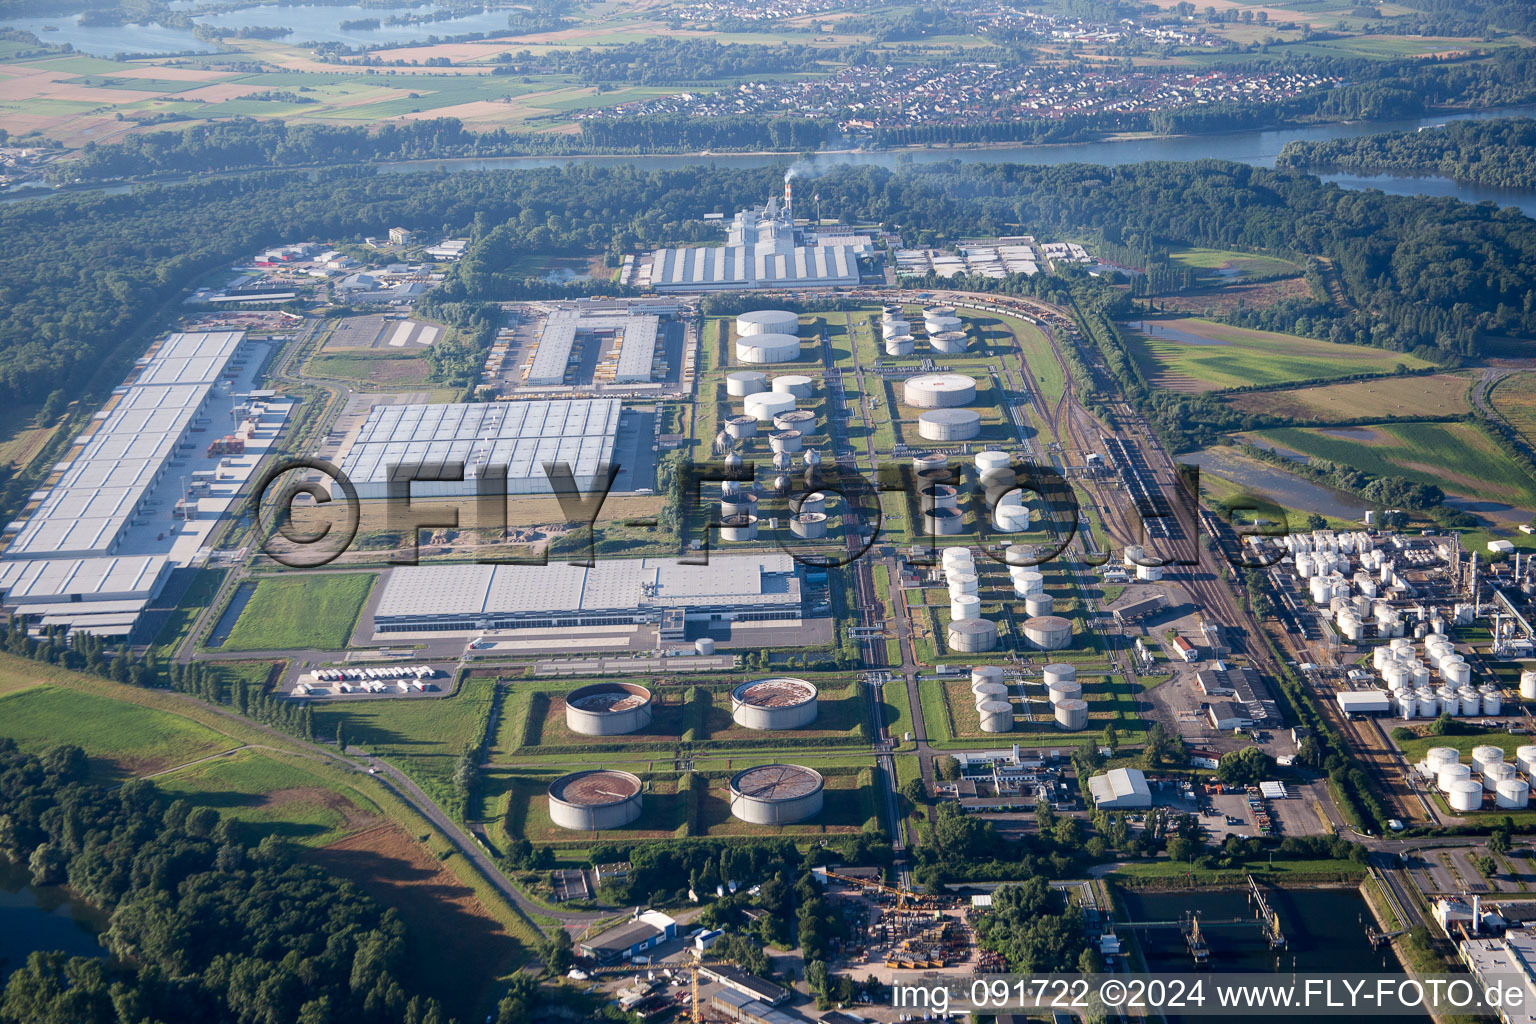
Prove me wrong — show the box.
[783,173,793,219]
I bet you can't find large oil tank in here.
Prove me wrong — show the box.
[913,452,949,475]
[1054,698,1089,731]
[1427,746,1460,770]
[728,764,824,824]
[975,450,1011,474]
[768,429,804,454]
[1447,779,1484,813]
[1522,668,1536,701]
[1011,570,1045,595]
[1023,615,1072,651]
[923,507,964,536]
[918,408,981,441]
[1498,778,1531,809]
[790,512,828,539]
[885,335,915,357]
[1438,763,1472,791]
[902,373,977,409]
[695,637,716,655]
[971,665,1005,687]
[719,514,758,541]
[1473,745,1505,776]
[1136,563,1164,582]
[993,504,1032,534]
[1048,679,1083,705]
[565,683,654,736]
[951,594,981,621]
[929,331,970,354]
[881,318,911,340]
[1044,663,1077,688]
[731,677,819,730]
[971,682,1008,706]
[1517,744,1536,777]
[921,483,961,511]
[1025,594,1055,618]
[726,370,769,397]
[720,492,758,518]
[947,572,979,595]
[773,374,814,399]
[978,700,1013,733]
[1484,762,1517,793]
[941,546,973,571]
[948,619,998,653]
[737,310,799,337]
[736,333,802,364]
[547,770,644,831]
[743,390,796,421]
[725,414,758,440]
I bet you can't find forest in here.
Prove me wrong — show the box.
[0,741,455,1024]
[1278,117,1536,189]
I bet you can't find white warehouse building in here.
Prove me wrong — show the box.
[644,194,860,292]
[336,398,620,499]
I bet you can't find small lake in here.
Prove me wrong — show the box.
[0,859,106,977]
[1184,447,1368,524]
[4,2,517,55]
[1125,321,1229,347]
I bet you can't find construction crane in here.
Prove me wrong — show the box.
[588,957,729,1024]
[817,868,952,911]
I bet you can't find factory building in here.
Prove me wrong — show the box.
[335,398,619,499]
[1088,767,1152,809]
[525,305,659,386]
[578,909,679,963]
[642,184,862,292]
[373,554,802,634]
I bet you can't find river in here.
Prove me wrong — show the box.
[0,859,106,978]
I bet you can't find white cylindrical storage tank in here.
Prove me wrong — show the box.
[773,374,814,399]
[1295,553,1315,578]
[993,504,1032,533]
[1519,745,1536,776]
[975,450,1011,474]
[727,370,769,397]
[1448,779,1484,813]
[924,312,962,334]
[1047,679,1083,705]
[1025,593,1055,618]
[947,571,979,594]
[548,770,644,831]
[1054,698,1089,731]
[1427,746,1460,770]
[971,665,1005,687]
[903,373,977,409]
[1437,686,1460,715]
[1124,545,1145,568]
[1522,669,1536,701]
[1340,616,1364,642]
[1438,763,1472,791]
[729,764,824,824]
[1011,570,1044,595]
[695,637,716,656]
[948,618,998,653]
[978,700,1013,733]
[1136,562,1164,582]
[737,310,799,337]
[1043,663,1077,688]
[1309,576,1330,605]
[918,408,982,442]
[881,318,911,340]
[1458,686,1481,714]
[790,512,828,539]
[951,594,981,621]
[743,390,796,422]
[923,507,964,535]
[1485,762,1517,793]
[773,410,815,436]
[1412,666,1432,689]
[885,335,915,357]
[1418,690,1440,718]
[796,492,827,516]
[1444,660,1471,687]
[720,492,758,518]
[1473,745,1505,776]
[565,683,654,736]
[731,677,819,730]
[1483,688,1503,716]
[1498,778,1531,810]
[1372,647,1394,672]
[769,429,804,454]
[720,514,759,541]
[971,681,1008,706]
[929,331,970,354]
[1397,695,1416,720]
[737,333,801,364]
[724,414,759,439]
[1024,615,1072,651]
[1382,664,1410,690]
[921,483,961,511]
[941,546,973,571]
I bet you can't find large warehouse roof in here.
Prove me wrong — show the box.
[376,554,801,623]
[649,244,858,291]
[338,399,620,489]
[6,332,246,559]
[527,308,659,385]
[0,555,170,604]
[1088,767,1152,809]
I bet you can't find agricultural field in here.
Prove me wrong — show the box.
[1491,371,1536,452]
[220,572,375,651]
[1168,248,1304,282]
[0,681,232,779]
[306,349,433,387]
[1120,318,1433,392]
[1244,420,1536,510]
[1226,373,1472,423]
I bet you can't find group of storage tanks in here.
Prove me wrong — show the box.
[941,547,999,653]
[968,663,1088,734]
[1366,634,1505,720]
[716,448,830,543]
[880,303,968,358]
[911,451,1033,535]
[1420,745,1533,812]
[547,677,827,830]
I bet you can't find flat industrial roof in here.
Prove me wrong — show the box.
[375,554,800,621]
[527,307,659,385]
[649,243,858,290]
[338,399,620,486]
[0,555,169,603]
[6,332,245,559]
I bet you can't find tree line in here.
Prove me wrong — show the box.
[1278,117,1536,189]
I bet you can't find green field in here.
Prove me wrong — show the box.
[1492,371,1536,452]
[1121,318,1433,392]
[307,349,432,387]
[1246,420,1536,508]
[156,748,382,846]
[1169,248,1304,281]
[0,683,231,779]
[221,573,375,651]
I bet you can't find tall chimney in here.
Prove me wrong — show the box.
[784,175,793,219]
[1472,894,1480,935]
